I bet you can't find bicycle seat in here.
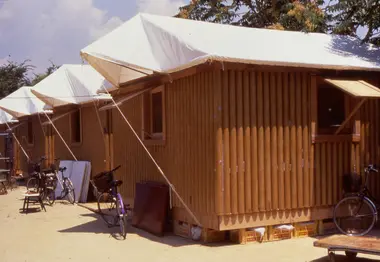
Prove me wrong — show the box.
[111,180,123,187]
[59,167,67,172]
[45,173,56,178]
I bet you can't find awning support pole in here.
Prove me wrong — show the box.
[335,98,366,135]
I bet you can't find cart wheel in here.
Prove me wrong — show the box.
[328,252,336,262]
[345,251,357,259]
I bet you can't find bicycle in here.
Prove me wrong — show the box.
[54,165,75,204]
[26,156,56,205]
[333,164,379,236]
[90,165,129,239]
[26,157,75,205]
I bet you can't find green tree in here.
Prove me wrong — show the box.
[327,0,380,45]
[0,59,34,98]
[31,61,60,86]
[176,0,329,33]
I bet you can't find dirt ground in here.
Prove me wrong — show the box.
[1,187,380,262]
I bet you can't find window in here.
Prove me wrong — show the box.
[317,83,346,134]
[70,109,81,144]
[142,86,165,142]
[27,118,33,145]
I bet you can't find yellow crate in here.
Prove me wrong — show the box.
[173,220,191,238]
[294,221,318,238]
[230,227,268,244]
[269,225,294,241]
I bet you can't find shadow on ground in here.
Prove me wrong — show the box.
[58,212,232,247]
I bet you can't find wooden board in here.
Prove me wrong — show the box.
[314,234,380,256]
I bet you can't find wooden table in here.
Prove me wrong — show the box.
[314,234,380,261]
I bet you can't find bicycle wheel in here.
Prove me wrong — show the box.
[116,194,127,239]
[64,178,75,204]
[45,188,56,206]
[97,192,118,226]
[26,177,39,192]
[333,195,377,236]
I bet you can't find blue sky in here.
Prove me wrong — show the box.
[0,0,189,73]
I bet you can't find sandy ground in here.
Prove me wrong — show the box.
[1,187,380,262]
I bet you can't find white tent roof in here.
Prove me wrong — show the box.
[31,64,112,108]
[0,86,52,118]
[81,13,380,87]
[0,109,18,125]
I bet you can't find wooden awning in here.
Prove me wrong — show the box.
[324,78,380,98]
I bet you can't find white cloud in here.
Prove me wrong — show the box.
[0,0,123,73]
[136,0,186,16]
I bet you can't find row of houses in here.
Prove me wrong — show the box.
[2,13,380,236]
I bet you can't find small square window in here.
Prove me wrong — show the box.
[70,109,81,144]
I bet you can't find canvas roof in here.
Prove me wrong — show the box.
[31,64,112,108]
[0,86,53,118]
[81,13,380,87]
[0,109,18,125]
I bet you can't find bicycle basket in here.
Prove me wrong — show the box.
[342,172,362,193]
[92,171,113,192]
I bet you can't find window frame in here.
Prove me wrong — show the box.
[69,109,82,146]
[311,75,361,143]
[142,85,166,145]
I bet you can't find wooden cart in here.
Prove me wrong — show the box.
[314,234,380,261]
